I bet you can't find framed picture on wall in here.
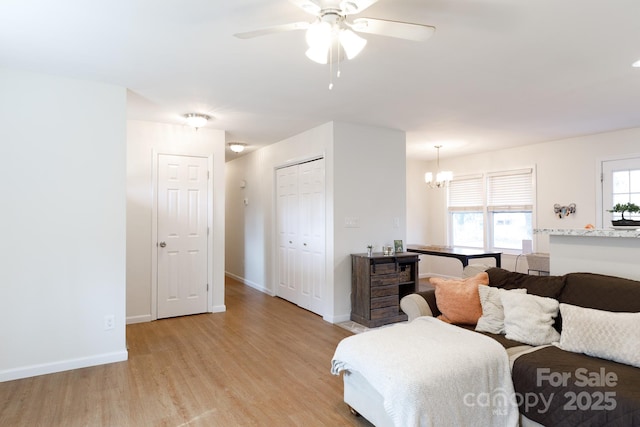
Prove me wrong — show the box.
[394,240,404,253]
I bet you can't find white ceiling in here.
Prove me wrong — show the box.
[1,0,639,161]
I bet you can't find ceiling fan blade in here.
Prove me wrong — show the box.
[289,0,322,15]
[233,22,310,39]
[340,0,379,15]
[351,17,435,42]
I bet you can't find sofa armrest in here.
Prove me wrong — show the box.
[400,290,441,322]
[463,264,493,278]
[400,294,432,322]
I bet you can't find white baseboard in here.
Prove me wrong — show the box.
[0,350,128,383]
[325,313,351,324]
[211,305,226,313]
[225,272,274,296]
[126,314,152,324]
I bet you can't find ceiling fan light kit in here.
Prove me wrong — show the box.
[234,0,435,88]
[338,28,367,59]
[304,21,366,64]
[305,20,333,64]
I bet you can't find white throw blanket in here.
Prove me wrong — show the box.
[331,317,519,427]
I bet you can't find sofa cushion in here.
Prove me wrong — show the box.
[560,272,640,312]
[501,292,560,346]
[558,303,640,368]
[430,272,489,325]
[512,345,640,427]
[486,267,566,299]
[458,324,529,349]
[475,286,527,334]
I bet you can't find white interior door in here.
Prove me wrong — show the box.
[276,159,325,316]
[298,159,325,314]
[157,154,209,319]
[276,165,299,303]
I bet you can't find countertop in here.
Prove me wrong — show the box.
[534,228,640,238]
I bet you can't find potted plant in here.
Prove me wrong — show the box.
[608,202,640,226]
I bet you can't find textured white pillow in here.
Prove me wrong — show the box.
[558,303,640,368]
[475,287,527,334]
[501,292,560,346]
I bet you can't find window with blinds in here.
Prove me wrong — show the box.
[448,175,485,248]
[448,175,483,209]
[487,169,533,211]
[448,168,534,252]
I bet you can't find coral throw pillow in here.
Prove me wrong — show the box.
[430,272,489,325]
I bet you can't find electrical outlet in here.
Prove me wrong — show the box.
[104,314,115,331]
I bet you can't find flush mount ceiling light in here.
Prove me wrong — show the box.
[228,142,247,153]
[234,0,435,89]
[184,113,211,129]
[633,59,640,68]
[425,145,453,189]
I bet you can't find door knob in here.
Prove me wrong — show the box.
[159,241,167,248]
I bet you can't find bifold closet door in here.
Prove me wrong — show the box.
[276,164,300,304]
[276,158,325,316]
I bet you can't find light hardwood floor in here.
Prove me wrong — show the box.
[0,278,373,426]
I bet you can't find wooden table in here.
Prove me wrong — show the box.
[407,245,502,268]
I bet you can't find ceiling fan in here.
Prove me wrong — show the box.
[234,0,435,84]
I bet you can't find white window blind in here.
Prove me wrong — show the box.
[487,169,533,210]
[448,176,483,209]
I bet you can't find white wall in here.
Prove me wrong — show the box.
[411,128,640,277]
[225,121,406,323]
[332,122,406,318]
[0,68,128,381]
[126,120,226,323]
[225,122,333,295]
[406,159,430,246]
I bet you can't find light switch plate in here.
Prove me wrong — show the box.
[344,216,360,228]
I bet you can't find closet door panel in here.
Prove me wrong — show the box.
[276,159,325,316]
[276,165,299,303]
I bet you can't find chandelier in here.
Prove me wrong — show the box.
[424,145,453,189]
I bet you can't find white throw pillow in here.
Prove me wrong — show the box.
[475,287,527,334]
[557,303,640,368]
[501,292,560,346]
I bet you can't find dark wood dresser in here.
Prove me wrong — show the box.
[350,252,420,327]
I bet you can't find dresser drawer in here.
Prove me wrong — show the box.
[371,295,398,309]
[371,275,398,288]
[370,262,397,276]
[371,306,401,320]
[371,284,398,298]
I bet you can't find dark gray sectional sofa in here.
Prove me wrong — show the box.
[401,268,640,426]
